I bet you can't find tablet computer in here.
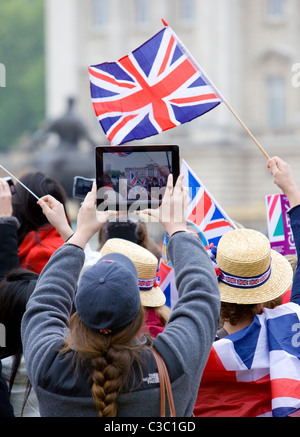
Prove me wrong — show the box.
[95,144,180,211]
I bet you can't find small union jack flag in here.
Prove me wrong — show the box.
[129,171,141,186]
[113,151,132,157]
[88,21,222,145]
[156,256,178,309]
[181,159,234,247]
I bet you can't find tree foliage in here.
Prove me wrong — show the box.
[0,0,44,151]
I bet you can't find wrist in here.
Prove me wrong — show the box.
[65,233,89,250]
[287,190,300,209]
[281,181,298,196]
[165,224,187,237]
[59,225,74,242]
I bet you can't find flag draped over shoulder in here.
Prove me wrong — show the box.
[88,22,222,145]
[181,159,234,247]
[194,303,300,417]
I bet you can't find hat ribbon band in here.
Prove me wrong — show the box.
[219,264,271,289]
[139,277,156,291]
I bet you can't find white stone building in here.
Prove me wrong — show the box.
[45,0,300,232]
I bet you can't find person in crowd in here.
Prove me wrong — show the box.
[0,361,14,417]
[40,196,168,337]
[0,177,40,416]
[12,171,70,274]
[21,175,220,417]
[0,270,39,417]
[100,237,171,338]
[0,178,19,280]
[0,176,74,416]
[0,181,15,417]
[194,156,300,417]
[279,254,298,305]
[98,216,162,261]
[75,213,162,279]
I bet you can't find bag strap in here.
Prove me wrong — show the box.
[152,348,176,417]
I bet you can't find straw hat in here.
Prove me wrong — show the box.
[216,228,293,304]
[100,238,166,307]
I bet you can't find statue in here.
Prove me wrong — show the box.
[31,97,97,197]
[46,97,95,150]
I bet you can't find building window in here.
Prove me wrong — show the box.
[179,0,195,23]
[266,77,285,128]
[92,0,109,28]
[267,0,284,19]
[135,0,150,24]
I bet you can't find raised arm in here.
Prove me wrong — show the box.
[0,178,20,279]
[21,183,115,386]
[37,194,74,241]
[267,156,300,304]
[267,156,300,208]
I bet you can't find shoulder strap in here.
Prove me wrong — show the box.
[152,348,176,417]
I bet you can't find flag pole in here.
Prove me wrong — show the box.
[0,164,40,201]
[223,101,270,159]
[161,19,270,161]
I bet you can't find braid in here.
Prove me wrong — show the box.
[62,305,146,417]
[91,348,131,417]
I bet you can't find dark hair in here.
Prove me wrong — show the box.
[0,269,38,412]
[98,219,139,245]
[12,171,68,244]
[98,219,161,261]
[220,302,260,326]
[0,269,38,359]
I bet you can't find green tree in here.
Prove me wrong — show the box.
[0,0,44,151]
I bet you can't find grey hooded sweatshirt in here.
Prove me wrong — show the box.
[21,231,220,417]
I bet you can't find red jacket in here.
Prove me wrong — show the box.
[18,225,64,274]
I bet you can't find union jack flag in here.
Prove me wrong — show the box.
[156,160,233,307]
[181,159,234,247]
[88,22,222,145]
[194,303,300,417]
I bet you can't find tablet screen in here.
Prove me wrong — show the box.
[95,145,179,211]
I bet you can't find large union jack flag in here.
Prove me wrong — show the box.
[181,159,234,247]
[88,23,222,145]
[194,303,300,417]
